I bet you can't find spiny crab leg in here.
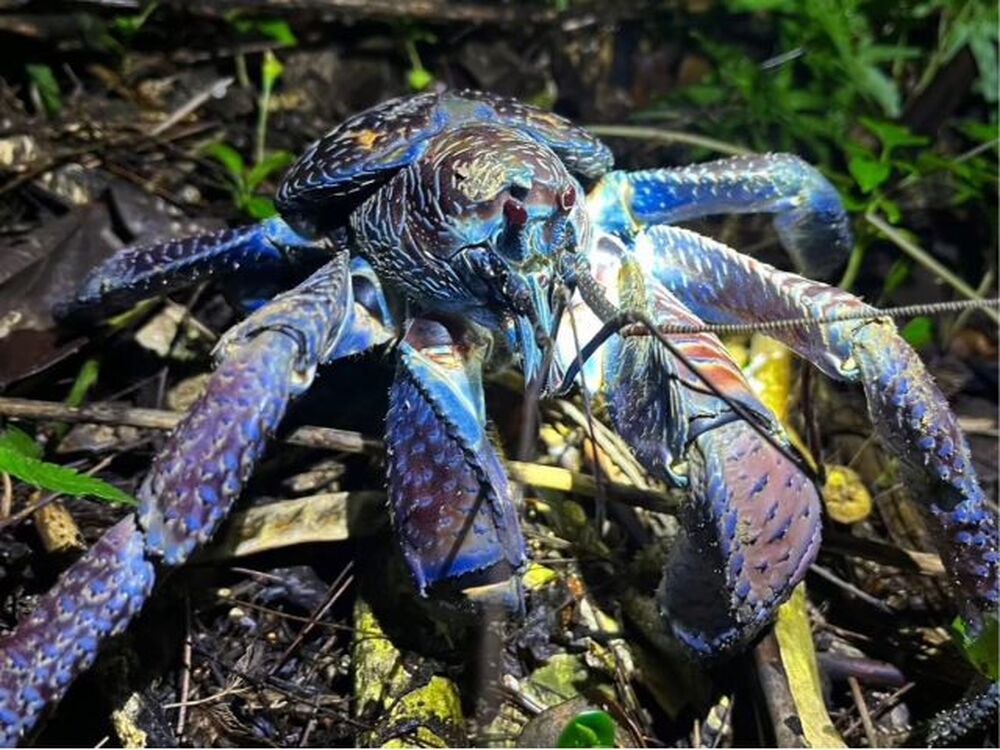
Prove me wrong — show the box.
[568,247,822,654]
[642,224,999,628]
[57,216,328,322]
[588,154,853,279]
[387,317,526,611]
[0,252,387,745]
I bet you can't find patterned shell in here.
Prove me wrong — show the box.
[276,89,614,234]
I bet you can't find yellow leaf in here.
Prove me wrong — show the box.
[822,465,873,523]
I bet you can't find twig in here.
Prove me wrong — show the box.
[0,396,379,455]
[586,124,753,156]
[848,676,879,748]
[865,212,999,324]
[809,564,897,615]
[1,472,11,518]
[148,76,234,137]
[176,597,193,737]
[0,397,674,513]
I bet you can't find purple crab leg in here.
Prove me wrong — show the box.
[589,155,853,278]
[387,317,526,611]
[0,252,391,745]
[56,216,329,321]
[642,225,998,628]
[575,249,821,654]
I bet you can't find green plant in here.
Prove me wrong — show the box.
[204,142,295,220]
[25,64,61,117]
[205,49,294,220]
[556,709,616,748]
[636,0,997,315]
[0,426,134,506]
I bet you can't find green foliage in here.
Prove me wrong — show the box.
[225,14,298,47]
[643,0,997,301]
[204,142,295,220]
[25,64,61,117]
[556,709,616,748]
[952,613,999,680]
[0,426,42,460]
[110,1,160,38]
[0,428,135,506]
[900,316,934,348]
[403,27,437,92]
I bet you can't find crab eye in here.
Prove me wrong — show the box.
[558,184,576,211]
[503,199,528,227]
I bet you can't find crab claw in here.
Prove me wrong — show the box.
[660,421,821,654]
[585,254,821,654]
[387,317,526,613]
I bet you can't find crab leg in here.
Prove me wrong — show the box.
[387,317,526,611]
[0,252,391,745]
[571,246,822,654]
[589,155,853,278]
[57,216,329,321]
[640,225,998,626]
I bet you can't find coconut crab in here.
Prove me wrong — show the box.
[0,89,996,745]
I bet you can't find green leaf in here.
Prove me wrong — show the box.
[204,142,246,183]
[952,613,999,680]
[111,1,160,37]
[65,358,100,409]
[246,150,295,191]
[242,194,279,219]
[556,710,616,748]
[900,316,934,349]
[848,153,891,193]
[860,118,929,158]
[0,446,135,506]
[25,64,62,117]
[0,427,42,460]
[882,258,911,296]
[253,18,297,46]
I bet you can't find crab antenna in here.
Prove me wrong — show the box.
[517,285,568,462]
[571,260,819,483]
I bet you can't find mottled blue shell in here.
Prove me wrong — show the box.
[276,89,613,233]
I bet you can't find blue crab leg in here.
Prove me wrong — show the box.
[387,317,526,611]
[0,252,392,745]
[641,225,998,627]
[56,216,329,321]
[588,155,853,278]
[571,246,821,654]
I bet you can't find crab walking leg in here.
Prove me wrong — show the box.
[0,253,390,745]
[588,155,853,278]
[56,216,329,321]
[387,318,526,611]
[642,225,999,623]
[575,249,821,654]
